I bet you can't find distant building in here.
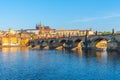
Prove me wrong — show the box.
[16,28,40,35]
[2,35,20,46]
[35,24,56,38]
[116,31,120,34]
[36,24,56,34]
[94,31,103,35]
[25,29,40,35]
[1,28,30,47]
[56,30,80,37]
[56,28,94,37]
[0,30,4,36]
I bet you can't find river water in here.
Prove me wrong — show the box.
[0,47,120,80]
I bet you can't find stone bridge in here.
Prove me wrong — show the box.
[28,34,120,51]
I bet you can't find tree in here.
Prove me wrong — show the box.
[103,31,111,35]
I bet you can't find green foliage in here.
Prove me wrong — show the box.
[31,35,35,39]
[103,31,111,34]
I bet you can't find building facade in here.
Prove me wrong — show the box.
[56,28,94,37]
[36,24,56,33]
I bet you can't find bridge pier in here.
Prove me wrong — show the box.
[55,46,64,50]
[55,42,66,50]
[29,40,41,49]
[107,41,120,51]
[33,45,40,49]
[71,42,82,51]
[43,46,50,50]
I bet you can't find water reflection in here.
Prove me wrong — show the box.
[1,47,30,61]
[20,47,29,52]
[0,48,120,80]
[1,47,29,53]
[96,51,107,58]
[72,49,83,57]
[2,47,20,53]
[77,49,83,57]
[96,51,107,63]
[73,49,108,63]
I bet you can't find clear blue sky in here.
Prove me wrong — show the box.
[0,0,120,31]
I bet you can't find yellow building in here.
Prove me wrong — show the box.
[1,28,30,47]
[21,38,29,46]
[2,35,20,46]
[2,35,30,47]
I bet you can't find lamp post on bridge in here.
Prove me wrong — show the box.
[95,31,98,36]
[84,30,89,49]
[112,29,115,35]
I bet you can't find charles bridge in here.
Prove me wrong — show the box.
[28,32,120,51]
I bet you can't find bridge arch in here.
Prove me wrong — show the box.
[90,37,109,49]
[74,38,82,43]
[48,39,56,44]
[60,39,67,44]
[40,40,46,44]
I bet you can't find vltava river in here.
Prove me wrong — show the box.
[0,47,120,80]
